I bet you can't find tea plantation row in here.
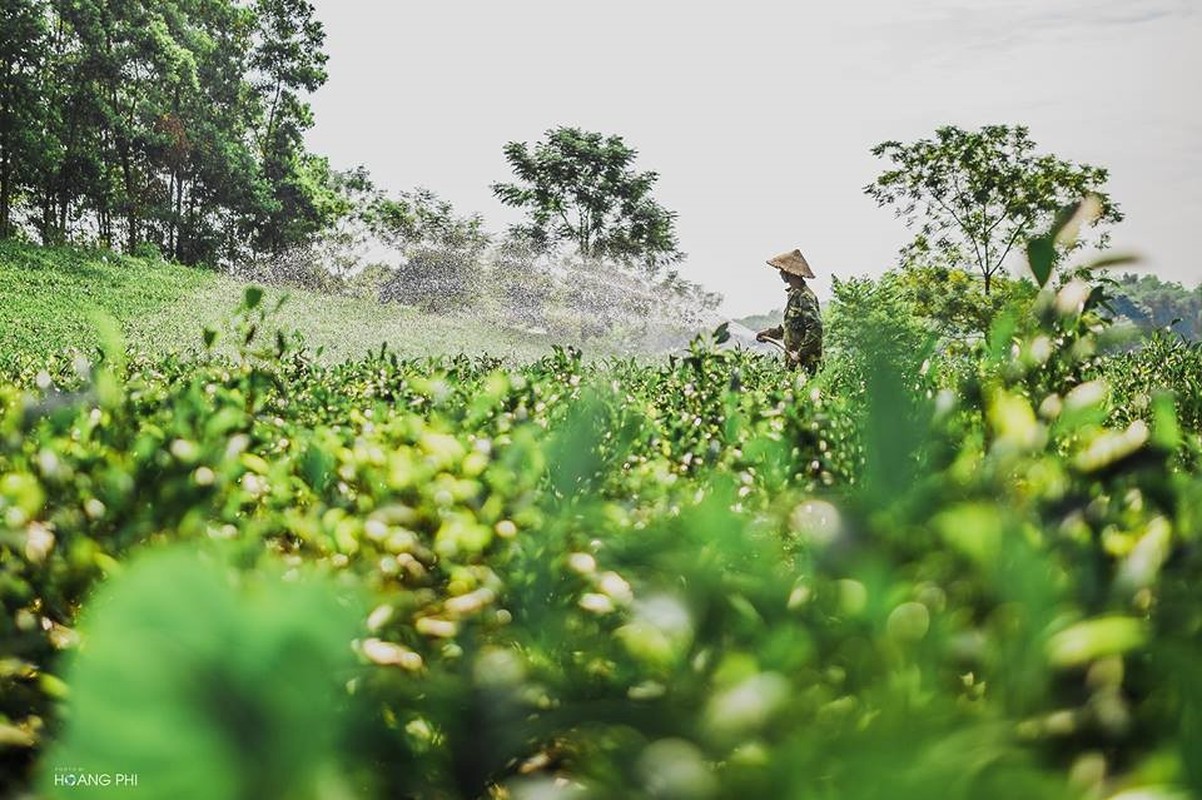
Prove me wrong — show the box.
[2,280,1201,799]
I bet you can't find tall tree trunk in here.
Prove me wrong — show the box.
[183,181,197,263]
[261,81,282,159]
[0,149,11,239]
[174,174,185,261]
[0,84,9,238]
[167,169,176,258]
[56,180,68,242]
[122,155,136,252]
[40,191,53,244]
[0,57,12,238]
[100,207,111,247]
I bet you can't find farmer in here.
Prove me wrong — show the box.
[755,249,823,374]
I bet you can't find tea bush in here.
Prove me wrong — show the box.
[2,267,1200,798]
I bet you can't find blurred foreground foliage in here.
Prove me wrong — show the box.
[2,249,1201,798]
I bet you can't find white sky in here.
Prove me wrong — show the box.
[305,0,1201,317]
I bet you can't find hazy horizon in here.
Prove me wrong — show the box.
[305,0,1201,317]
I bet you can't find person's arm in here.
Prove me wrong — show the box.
[756,324,784,342]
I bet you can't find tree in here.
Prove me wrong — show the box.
[491,127,683,273]
[1110,273,1201,340]
[865,124,1122,294]
[156,0,262,264]
[366,186,489,257]
[372,186,491,312]
[882,264,1036,344]
[0,0,338,267]
[249,0,329,253]
[0,0,47,238]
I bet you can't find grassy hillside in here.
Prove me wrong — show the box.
[0,241,553,363]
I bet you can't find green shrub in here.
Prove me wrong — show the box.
[2,262,1200,798]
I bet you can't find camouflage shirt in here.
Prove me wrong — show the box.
[778,283,823,372]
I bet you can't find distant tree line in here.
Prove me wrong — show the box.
[1110,273,1201,340]
[0,0,335,265]
[0,1,707,322]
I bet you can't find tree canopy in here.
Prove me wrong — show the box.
[865,124,1122,293]
[491,127,683,273]
[1109,272,1201,340]
[0,0,333,266]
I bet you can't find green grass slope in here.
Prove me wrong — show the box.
[0,241,551,363]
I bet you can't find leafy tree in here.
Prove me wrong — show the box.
[824,266,1039,370]
[885,264,1036,343]
[256,167,493,305]
[1110,273,1201,340]
[251,0,326,159]
[0,0,337,267]
[372,188,491,312]
[62,0,178,251]
[0,0,47,238]
[249,0,330,253]
[159,0,261,264]
[865,124,1122,293]
[31,0,108,245]
[319,168,490,270]
[491,127,683,272]
[367,186,490,257]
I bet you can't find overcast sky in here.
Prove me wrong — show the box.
[305,0,1200,316]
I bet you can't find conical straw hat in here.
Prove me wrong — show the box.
[766,249,815,279]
